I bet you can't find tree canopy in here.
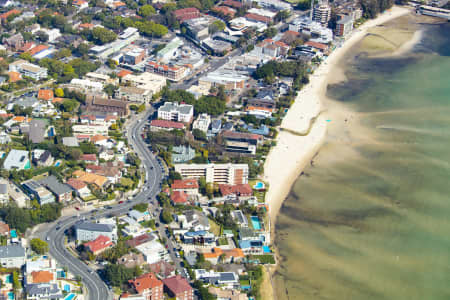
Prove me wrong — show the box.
[30,238,49,254]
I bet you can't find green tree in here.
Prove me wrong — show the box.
[92,27,117,45]
[161,209,173,224]
[138,5,156,17]
[192,129,207,141]
[132,203,148,213]
[30,238,49,254]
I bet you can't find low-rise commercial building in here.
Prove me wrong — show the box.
[0,245,26,268]
[158,102,194,123]
[75,222,117,242]
[22,180,55,205]
[9,60,47,80]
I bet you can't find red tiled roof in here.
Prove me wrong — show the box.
[38,89,54,101]
[81,154,97,161]
[0,9,21,20]
[73,0,87,5]
[27,44,49,56]
[67,178,87,190]
[79,23,94,29]
[171,191,188,204]
[8,71,21,83]
[245,13,270,23]
[213,6,236,17]
[222,130,263,141]
[171,179,199,190]
[117,70,132,78]
[219,184,253,196]
[223,0,243,8]
[129,273,162,294]
[19,42,35,52]
[162,275,192,295]
[31,271,54,283]
[150,119,185,129]
[84,235,113,253]
[126,233,153,248]
[173,7,199,17]
[305,41,329,50]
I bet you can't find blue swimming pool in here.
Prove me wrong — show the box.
[263,246,271,253]
[7,292,14,300]
[253,181,265,190]
[64,293,76,300]
[54,161,61,167]
[5,274,12,283]
[10,230,17,238]
[250,216,261,230]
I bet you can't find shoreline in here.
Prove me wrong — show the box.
[261,5,413,298]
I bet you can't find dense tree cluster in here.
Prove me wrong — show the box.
[254,60,309,90]
[104,264,142,287]
[30,238,49,254]
[0,204,63,233]
[360,0,394,19]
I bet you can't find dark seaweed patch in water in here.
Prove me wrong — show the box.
[421,22,450,56]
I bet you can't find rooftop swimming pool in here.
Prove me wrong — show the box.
[253,181,265,190]
[250,216,261,230]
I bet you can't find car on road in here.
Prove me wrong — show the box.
[118,200,124,204]
[56,226,60,230]
[46,237,50,241]
[75,207,80,210]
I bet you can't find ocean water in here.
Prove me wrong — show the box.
[273,20,450,300]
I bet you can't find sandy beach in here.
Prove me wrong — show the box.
[263,5,413,227]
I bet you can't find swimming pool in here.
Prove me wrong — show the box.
[54,161,61,167]
[7,292,14,300]
[250,216,261,230]
[64,293,76,300]
[253,181,265,190]
[5,274,12,283]
[263,246,271,253]
[10,230,17,238]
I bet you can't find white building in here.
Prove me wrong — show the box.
[41,28,61,42]
[0,245,26,268]
[192,113,211,133]
[3,149,30,170]
[115,86,151,103]
[289,16,333,44]
[136,239,169,264]
[174,163,249,184]
[72,124,109,136]
[75,222,117,242]
[69,78,104,92]
[158,102,194,123]
[9,60,48,80]
[313,3,331,25]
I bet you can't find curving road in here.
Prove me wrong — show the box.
[39,108,164,300]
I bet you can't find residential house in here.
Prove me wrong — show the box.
[3,149,30,170]
[28,119,47,144]
[173,7,200,23]
[29,270,55,284]
[81,154,98,164]
[37,89,54,101]
[0,222,9,236]
[84,235,114,255]
[3,33,24,50]
[128,273,163,300]
[22,180,55,205]
[208,287,248,300]
[203,247,245,264]
[182,231,215,245]
[192,113,211,133]
[126,233,155,248]
[75,222,117,242]
[162,275,193,300]
[73,124,108,136]
[38,175,72,202]
[177,210,210,231]
[67,178,91,198]
[72,0,88,10]
[62,137,79,147]
[128,210,150,222]
[148,261,176,279]
[32,149,54,167]
[118,253,145,269]
[171,191,188,205]
[194,270,239,289]
[0,245,26,268]
[231,210,248,227]
[221,131,263,155]
[219,184,253,197]
[171,179,199,195]
[25,283,63,300]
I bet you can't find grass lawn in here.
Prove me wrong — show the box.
[240,279,251,286]
[218,237,228,245]
[249,254,276,264]
[209,219,221,236]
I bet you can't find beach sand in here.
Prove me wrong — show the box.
[264,5,413,229]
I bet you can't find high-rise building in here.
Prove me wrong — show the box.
[313,2,331,25]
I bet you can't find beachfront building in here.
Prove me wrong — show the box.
[313,2,331,25]
[289,16,333,44]
[335,15,354,37]
[174,163,249,184]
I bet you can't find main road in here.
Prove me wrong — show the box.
[39,108,166,300]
